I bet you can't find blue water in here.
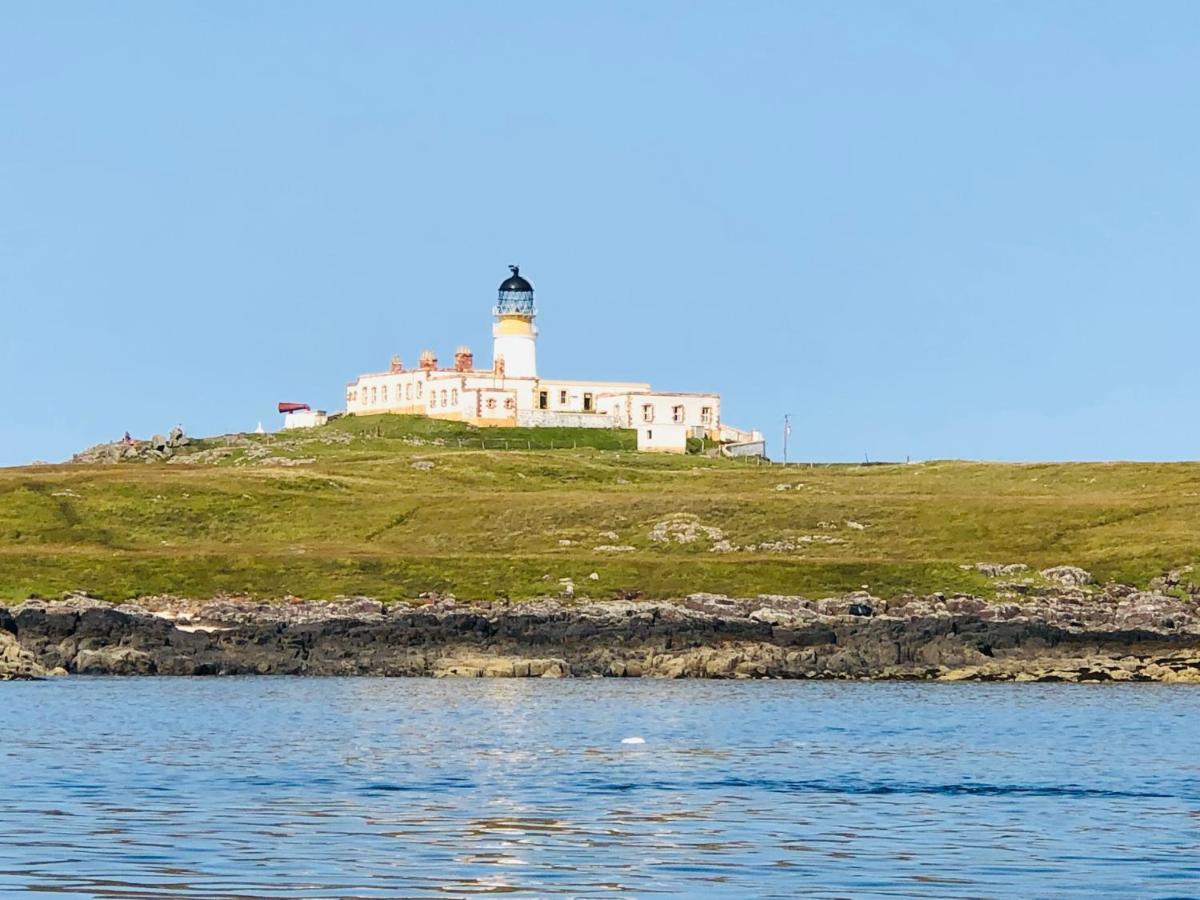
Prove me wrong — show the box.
[2,680,1199,897]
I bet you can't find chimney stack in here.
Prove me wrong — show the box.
[418,349,437,371]
[454,346,474,372]
[390,355,403,373]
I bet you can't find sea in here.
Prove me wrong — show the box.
[2,678,1198,898]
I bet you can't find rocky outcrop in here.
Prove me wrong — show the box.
[72,426,190,464]
[0,609,55,679]
[70,428,357,466]
[5,584,1200,682]
[1040,565,1095,587]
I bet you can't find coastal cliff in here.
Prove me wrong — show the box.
[6,582,1200,682]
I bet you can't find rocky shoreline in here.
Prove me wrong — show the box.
[5,576,1200,682]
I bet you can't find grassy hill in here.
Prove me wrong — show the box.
[2,415,1198,603]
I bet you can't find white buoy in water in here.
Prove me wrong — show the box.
[621,736,646,745]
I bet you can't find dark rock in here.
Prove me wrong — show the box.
[6,583,1200,681]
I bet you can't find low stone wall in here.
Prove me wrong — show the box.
[515,410,621,429]
[721,440,766,458]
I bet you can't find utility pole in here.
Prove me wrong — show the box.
[783,414,791,465]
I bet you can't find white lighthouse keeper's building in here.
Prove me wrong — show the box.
[342,266,762,452]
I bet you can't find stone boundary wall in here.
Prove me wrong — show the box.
[515,410,622,429]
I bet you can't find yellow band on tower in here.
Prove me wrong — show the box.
[495,316,535,336]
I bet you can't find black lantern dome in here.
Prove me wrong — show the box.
[499,265,533,293]
[496,265,536,316]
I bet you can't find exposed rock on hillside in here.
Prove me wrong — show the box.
[1040,565,1094,586]
[69,428,352,466]
[965,562,1029,577]
[72,426,190,464]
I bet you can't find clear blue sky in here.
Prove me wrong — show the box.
[2,1,1197,465]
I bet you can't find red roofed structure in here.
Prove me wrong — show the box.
[277,401,327,430]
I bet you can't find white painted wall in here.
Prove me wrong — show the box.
[637,423,688,453]
[536,379,650,415]
[492,330,538,378]
[598,392,719,434]
[345,369,725,438]
[282,409,328,430]
[722,439,766,458]
[473,386,517,421]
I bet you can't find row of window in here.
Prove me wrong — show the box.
[349,382,521,414]
[538,389,595,412]
[349,381,430,406]
[428,389,459,408]
[640,404,714,424]
[347,384,712,426]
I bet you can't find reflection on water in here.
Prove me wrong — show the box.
[2,679,1199,897]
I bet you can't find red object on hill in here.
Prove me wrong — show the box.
[277,402,311,414]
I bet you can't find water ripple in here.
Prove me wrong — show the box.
[1,678,1199,897]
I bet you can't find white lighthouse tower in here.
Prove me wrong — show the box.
[492,265,538,378]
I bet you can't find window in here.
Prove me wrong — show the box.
[406,384,412,400]
[451,389,458,405]
[416,381,422,398]
[559,390,567,404]
[486,398,497,410]
[538,391,548,410]
[583,393,593,412]
[642,404,654,423]
[672,405,684,423]
[381,384,388,403]
[647,429,653,440]
[371,386,377,404]
[701,406,713,424]
[440,389,448,406]
[430,393,436,407]
[504,397,515,410]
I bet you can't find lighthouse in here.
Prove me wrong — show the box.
[342,262,757,453]
[492,265,538,378]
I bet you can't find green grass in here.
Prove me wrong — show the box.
[2,414,1199,602]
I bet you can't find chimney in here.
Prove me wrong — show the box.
[454,346,474,372]
[390,355,403,373]
[419,349,437,371]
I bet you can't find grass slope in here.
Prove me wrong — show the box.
[2,415,1198,602]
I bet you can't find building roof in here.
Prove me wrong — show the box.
[349,369,536,384]
[499,265,533,294]
[607,390,721,399]
[537,378,652,389]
